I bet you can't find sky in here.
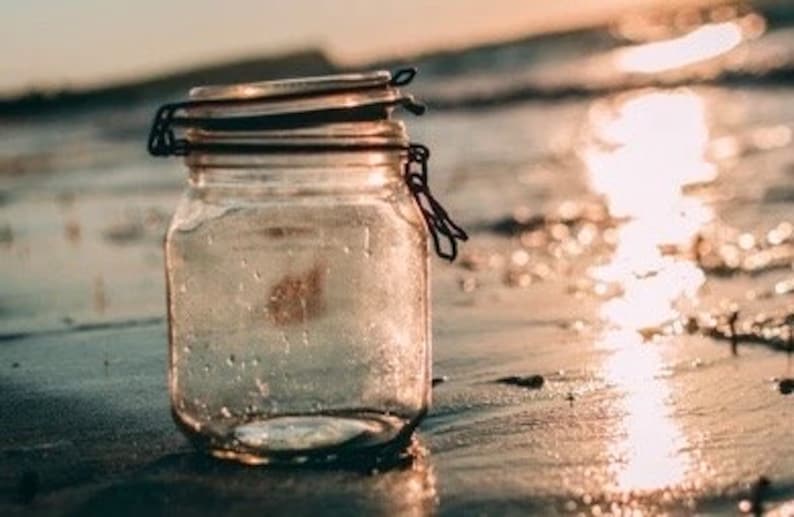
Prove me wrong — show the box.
[1,0,718,95]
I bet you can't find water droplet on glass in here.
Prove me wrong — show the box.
[220,406,232,418]
[253,270,262,281]
[207,235,214,245]
[226,354,236,366]
[255,377,269,396]
[240,258,248,268]
[182,345,192,354]
[251,357,260,366]
[459,276,477,293]
[179,283,187,294]
[363,226,371,257]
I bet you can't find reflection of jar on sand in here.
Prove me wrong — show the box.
[149,69,466,463]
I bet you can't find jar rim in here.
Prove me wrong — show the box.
[188,120,405,138]
[186,120,408,149]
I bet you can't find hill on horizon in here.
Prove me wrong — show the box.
[0,49,338,117]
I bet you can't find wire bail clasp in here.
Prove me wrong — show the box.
[406,143,468,261]
[148,103,188,157]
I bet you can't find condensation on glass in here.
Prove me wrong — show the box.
[149,70,453,464]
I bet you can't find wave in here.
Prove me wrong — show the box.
[421,65,794,111]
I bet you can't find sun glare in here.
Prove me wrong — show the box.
[616,21,744,74]
[583,90,715,221]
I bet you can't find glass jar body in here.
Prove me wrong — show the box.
[165,153,430,463]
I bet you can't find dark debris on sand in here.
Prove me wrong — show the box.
[685,309,794,355]
[738,475,771,515]
[495,375,545,390]
[692,222,794,277]
[432,376,448,387]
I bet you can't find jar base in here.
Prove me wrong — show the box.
[184,411,421,465]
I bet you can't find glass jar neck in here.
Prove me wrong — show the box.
[187,149,408,198]
[184,117,409,196]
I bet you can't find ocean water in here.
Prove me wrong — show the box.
[1,2,794,514]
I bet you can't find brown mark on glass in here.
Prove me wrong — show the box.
[260,226,317,239]
[266,263,326,325]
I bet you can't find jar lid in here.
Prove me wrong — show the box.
[189,70,394,102]
[147,68,424,157]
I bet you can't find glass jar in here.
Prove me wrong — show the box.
[149,70,465,463]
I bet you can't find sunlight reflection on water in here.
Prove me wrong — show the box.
[616,21,744,74]
[602,335,689,492]
[586,90,712,331]
[581,88,716,493]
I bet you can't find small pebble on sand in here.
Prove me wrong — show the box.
[779,378,794,395]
